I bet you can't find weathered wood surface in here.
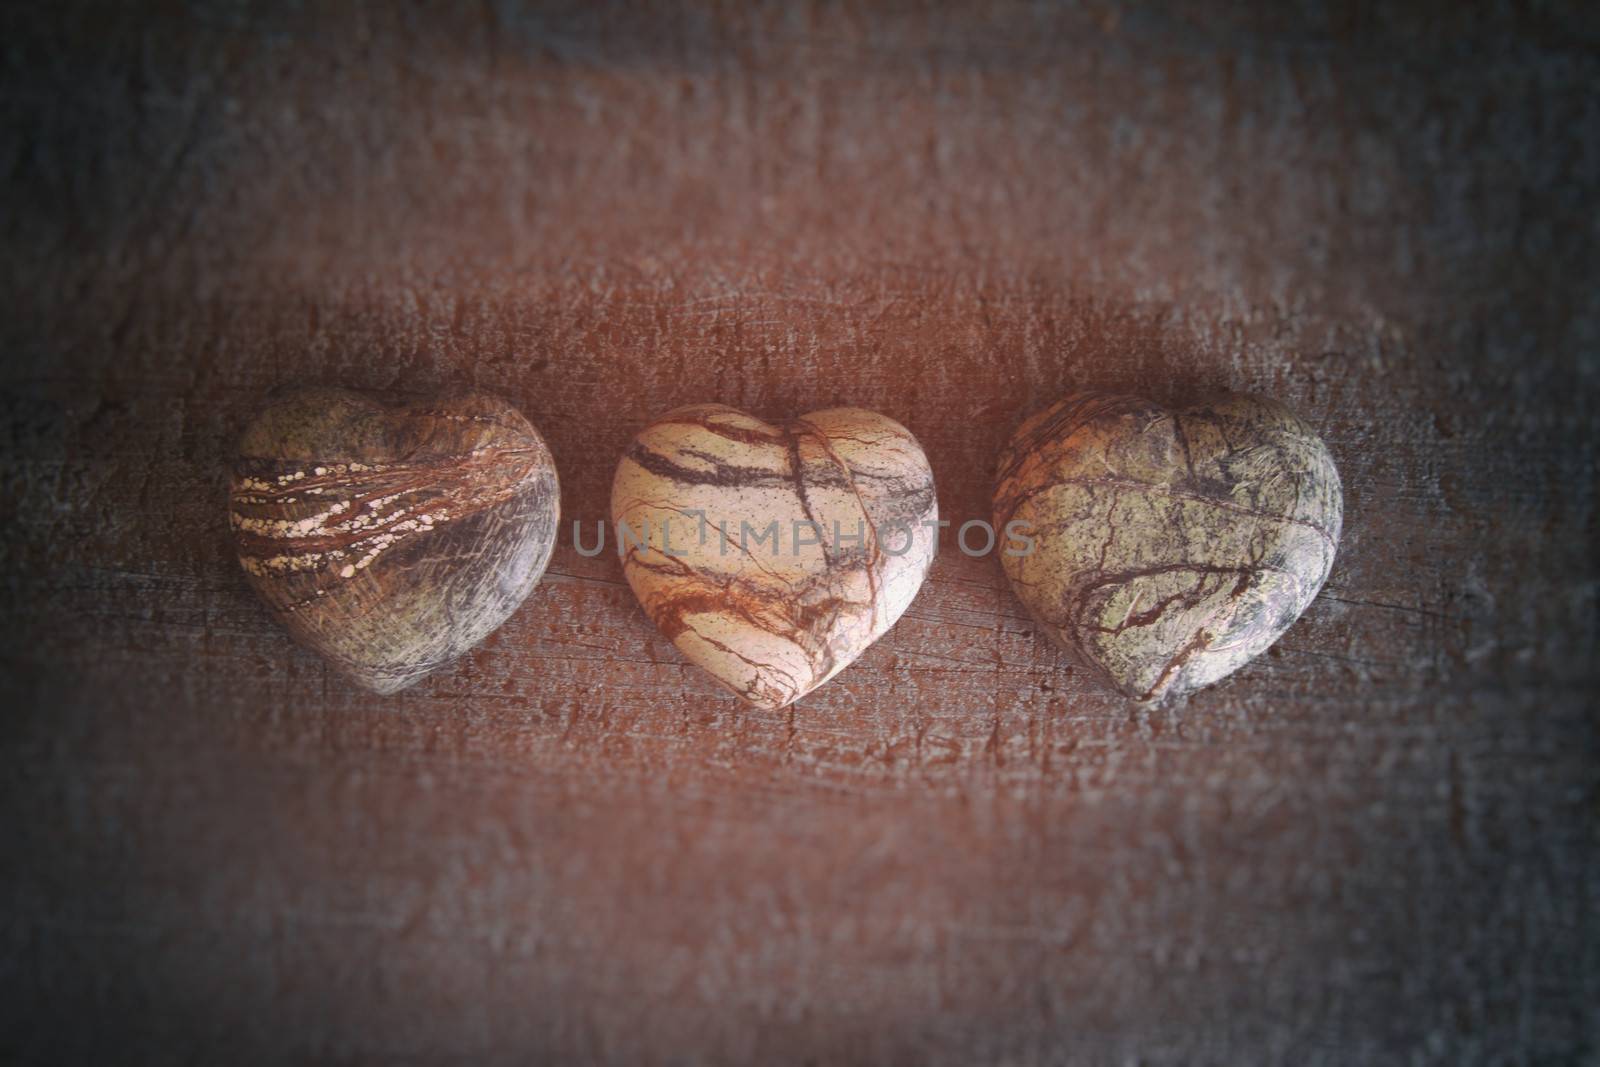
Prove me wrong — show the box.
[1,3,1596,1064]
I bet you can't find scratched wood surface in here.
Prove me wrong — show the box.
[2,3,1596,1064]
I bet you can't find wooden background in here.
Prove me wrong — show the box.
[2,2,1596,1063]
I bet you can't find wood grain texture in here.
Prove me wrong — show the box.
[1,2,1597,1065]
[231,387,560,694]
[993,391,1342,702]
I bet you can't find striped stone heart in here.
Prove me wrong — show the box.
[993,391,1342,702]
[612,404,938,709]
[229,387,560,693]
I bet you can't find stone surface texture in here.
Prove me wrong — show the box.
[231,387,560,693]
[613,404,937,709]
[994,391,1342,702]
[1,3,1596,1065]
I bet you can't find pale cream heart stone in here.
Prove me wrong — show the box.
[611,404,938,709]
[993,391,1343,702]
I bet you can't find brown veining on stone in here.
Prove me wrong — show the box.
[612,404,938,710]
[230,387,560,693]
[993,391,1343,702]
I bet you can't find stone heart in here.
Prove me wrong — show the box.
[229,387,560,693]
[993,391,1342,702]
[612,404,938,709]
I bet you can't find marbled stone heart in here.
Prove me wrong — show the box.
[229,387,560,693]
[612,404,938,709]
[993,391,1342,702]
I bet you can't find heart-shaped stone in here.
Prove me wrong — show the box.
[612,404,938,709]
[229,387,560,693]
[993,391,1342,702]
